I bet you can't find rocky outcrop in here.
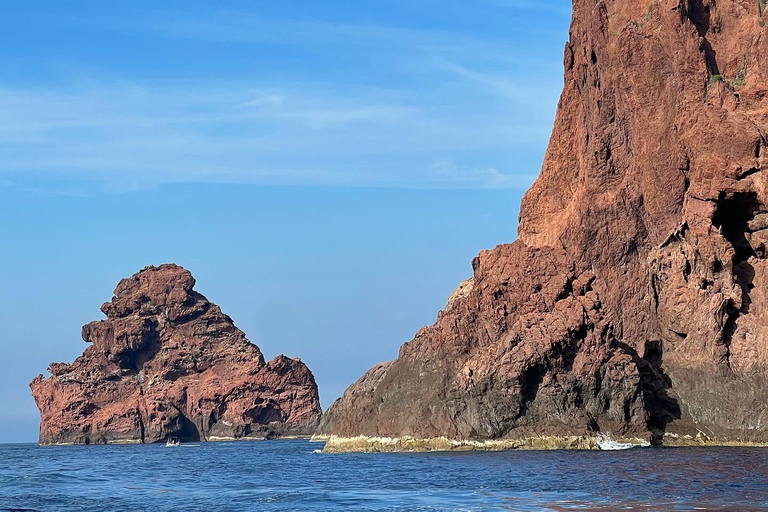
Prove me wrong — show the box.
[318,0,768,450]
[30,264,321,445]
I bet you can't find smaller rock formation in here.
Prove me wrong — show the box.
[30,264,321,445]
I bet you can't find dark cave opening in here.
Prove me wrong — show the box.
[245,399,284,425]
[712,191,758,310]
[518,364,545,419]
[712,191,760,366]
[687,0,720,76]
[177,414,201,443]
[622,340,681,441]
[712,191,758,265]
[643,340,663,368]
[164,405,202,443]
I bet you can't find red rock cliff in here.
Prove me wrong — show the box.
[319,0,768,447]
[30,264,321,445]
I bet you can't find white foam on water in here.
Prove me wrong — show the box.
[596,434,649,451]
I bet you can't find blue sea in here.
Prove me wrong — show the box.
[0,440,766,511]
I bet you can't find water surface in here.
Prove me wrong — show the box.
[0,441,765,511]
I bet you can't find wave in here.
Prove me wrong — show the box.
[595,434,649,451]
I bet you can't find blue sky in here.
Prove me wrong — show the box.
[0,1,571,442]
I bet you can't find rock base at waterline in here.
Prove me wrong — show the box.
[320,435,652,453]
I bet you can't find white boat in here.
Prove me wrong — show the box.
[165,437,180,447]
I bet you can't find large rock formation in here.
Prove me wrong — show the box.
[30,264,321,445]
[319,0,768,451]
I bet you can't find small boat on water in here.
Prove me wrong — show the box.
[165,437,180,447]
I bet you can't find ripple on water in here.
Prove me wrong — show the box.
[0,442,766,511]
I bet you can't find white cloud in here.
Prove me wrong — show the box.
[427,159,536,189]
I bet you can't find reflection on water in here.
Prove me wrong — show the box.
[0,441,765,511]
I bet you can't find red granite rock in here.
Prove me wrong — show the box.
[30,264,321,445]
[319,0,768,445]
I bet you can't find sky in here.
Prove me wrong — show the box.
[0,0,572,442]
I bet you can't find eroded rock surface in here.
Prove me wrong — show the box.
[31,264,321,445]
[319,0,768,448]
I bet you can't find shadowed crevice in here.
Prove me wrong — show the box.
[713,192,759,366]
[616,340,681,444]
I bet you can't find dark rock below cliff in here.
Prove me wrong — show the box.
[31,264,321,445]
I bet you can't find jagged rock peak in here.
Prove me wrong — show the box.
[31,264,321,445]
[101,264,200,318]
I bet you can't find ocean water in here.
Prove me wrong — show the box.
[0,440,766,511]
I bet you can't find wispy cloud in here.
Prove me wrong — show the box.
[1,4,568,191]
[482,0,573,16]
[0,77,554,190]
[78,10,567,76]
[134,14,563,52]
[27,186,88,198]
[436,59,562,110]
[427,160,536,189]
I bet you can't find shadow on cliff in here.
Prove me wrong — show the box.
[617,340,681,444]
[687,0,720,76]
[714,191,759,365]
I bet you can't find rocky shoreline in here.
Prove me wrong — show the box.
[316,434,768,454]
[318,435,621,453]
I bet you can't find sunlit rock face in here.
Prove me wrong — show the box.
[31,264,322,445]
[319,0,768,450]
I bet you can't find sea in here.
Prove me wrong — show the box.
[0,440,766,511]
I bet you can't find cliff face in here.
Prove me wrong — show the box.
[30,264,321,445]
[319,0,768,449]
